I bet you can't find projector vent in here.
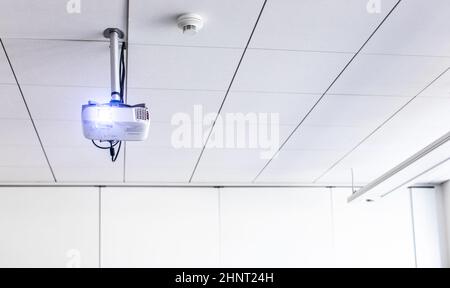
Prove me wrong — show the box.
[135,108,149,121]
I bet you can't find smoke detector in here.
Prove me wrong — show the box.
[177,13,204,35]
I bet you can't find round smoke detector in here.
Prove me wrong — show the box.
[177,13,204,35]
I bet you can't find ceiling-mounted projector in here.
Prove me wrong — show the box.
[81,28,150,162]
[82,101,150,141]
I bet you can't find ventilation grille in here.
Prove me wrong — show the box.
[135,108,149,121]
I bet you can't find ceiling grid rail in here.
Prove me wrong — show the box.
[251,0,404,183]
[0,38,57,182]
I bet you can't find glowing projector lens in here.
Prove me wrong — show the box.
[96,108,113,122]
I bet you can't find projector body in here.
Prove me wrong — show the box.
[82,101,150,141]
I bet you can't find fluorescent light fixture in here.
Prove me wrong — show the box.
[348,131,450,203]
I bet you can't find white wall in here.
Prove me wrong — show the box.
[441,181,450,264]
[332,188,415,268]
[410,187,448,268]
[0,187,99,268]
[219,187,334,267]
[0,185,446,268]
[101,187,220,268]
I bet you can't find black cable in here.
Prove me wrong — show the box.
[112,141,122,162]
[119,42,126,103]
[92,140,119,149]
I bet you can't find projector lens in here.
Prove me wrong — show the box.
[96,108,113,122]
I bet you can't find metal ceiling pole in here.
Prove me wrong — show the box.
[103,28,124,102]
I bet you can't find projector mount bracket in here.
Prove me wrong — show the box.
[103,28,125,103]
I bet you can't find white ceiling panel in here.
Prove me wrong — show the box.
[413,160,450,185]
[0,118,52,182]
[192,125,296,183]
[0,84,29,119]
[330,54,450,96]
[35,120,86,147]
[3,39,111,87]
[44,146,123,182]
[128,0,265,48]
[0,146,49,167]
[256,150,347,183]
[220,92,321,125]
[128,45,242,90]
[231,49,352,93]
[362,0,450,57]
[419,69,450,98]
[0,0,127,41]
[250,0,399,52]
[127,88,224,123]
[318,97,450,185]
[125,146,201,183]
[303,95,407,128]
[0,51,15,84]
[283,125,370,152]
[192,149,271,183]
[49,166,123,183]
[0,119,41,146]
[22,85,110,121]
[32,120,123,182]
[0,167,53,182]
[44,146,123,168]
[257,94,412,183]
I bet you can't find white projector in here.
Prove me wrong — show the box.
[82,101,150,141]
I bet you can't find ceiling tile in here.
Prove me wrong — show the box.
[330,54,450,96]
[33,120,124,182]
[3,39,111,87]
[256,149,347,183]
[191,148,270,183]
[283,125,370,151]
[302,95,407,128]
[128,45,242,90]
[318,97,450,185]
[362,0,450,57]
[45,146,123,168]
[250,0,399,52]
[220,91,321,125]
[125,146,201,183]
[127,88,224,123]
[128,0,265,48]
[0,50,15,84]
[0,146,48,167]
[44,146,124,182]
[0,84,29,119]
[0,119,41,146]
[49,166,123,183]
[0,167,53,182]
[419,69,450,98]
[192,125,295,183]
[231,49,352,93]
[34,120,86,147]
[0,0,127,41]
[413,160,450,185]
[22,85,110,121]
